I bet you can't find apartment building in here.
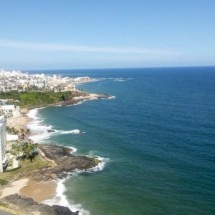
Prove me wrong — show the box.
[0,115,7,172]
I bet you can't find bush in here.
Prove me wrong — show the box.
[0,179,8,185]
[0,91,85,107]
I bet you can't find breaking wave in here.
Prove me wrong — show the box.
[44,155,109,215]
[55,129,85,135]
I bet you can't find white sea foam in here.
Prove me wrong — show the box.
[43,155,109,215]
[27,108,84,143]
[43,178,90,215]
[55,129,85,135]
[87,156,110,173]
[114,78,126,82]
[97,77,128,82]
[27,108,53,143]
[108,95,116,99]
[27,108,39,120]
[67,99,95,106]
[68,146,77,154]
[73,101,84,106]
[27,108,109,215]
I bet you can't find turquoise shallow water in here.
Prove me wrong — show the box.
[31,67,215,215]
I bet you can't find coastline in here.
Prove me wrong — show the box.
[0,178,57,204]
[0,178,29,198]
[6,113,29,132]
[0,91,110,215]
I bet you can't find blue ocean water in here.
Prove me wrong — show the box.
[31,67,215,215]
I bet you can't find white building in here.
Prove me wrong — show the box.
[0,99,8,105]
[0,105,20,117]
[0,115,7,172]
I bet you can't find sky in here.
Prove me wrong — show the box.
[0,0,215,70]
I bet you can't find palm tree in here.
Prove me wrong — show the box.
[10,141,38,162]
[21,142,38,162]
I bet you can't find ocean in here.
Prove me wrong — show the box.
[28,67,215,215]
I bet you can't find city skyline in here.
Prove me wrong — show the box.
[0,0,215,70]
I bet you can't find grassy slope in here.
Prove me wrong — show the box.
[0,157,52,185]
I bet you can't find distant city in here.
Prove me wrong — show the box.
[0,69,95,92]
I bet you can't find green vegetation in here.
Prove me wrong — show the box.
[0,91,87,108]
[0,202,9,208]
[6,126,19,135]
[0,156,51,182]
[19,128,30,139]
[0,179,8,185]
[0,205,26,215]
[10,142,38,162]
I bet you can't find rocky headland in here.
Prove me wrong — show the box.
[0,144,100,215]
[1,90,111,215]
[35,144,99,181]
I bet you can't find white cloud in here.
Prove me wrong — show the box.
[0,39,178,56]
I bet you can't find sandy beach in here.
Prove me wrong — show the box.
[6,114,29,131]
[0,92,107,215]
[1,109,57,204]
[6,93,108,133]
[20,179,57,203]
[0,178,56,203]
[0,178,29,198]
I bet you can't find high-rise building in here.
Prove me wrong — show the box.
[0,115,7,172]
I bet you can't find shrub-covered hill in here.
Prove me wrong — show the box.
[0,91,87,107]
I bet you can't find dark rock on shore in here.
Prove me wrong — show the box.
[1,194,79,215]
[58,93,111,106]
[47,129,55,133]
[31,144,99,181]
[0,145,99,214]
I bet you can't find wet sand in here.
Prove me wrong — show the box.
[19,179,57,203]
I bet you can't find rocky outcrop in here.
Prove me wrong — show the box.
[0,145,99,214]
[35,144,99,180]
[1,194,78,215]
[11,144,99,181]
[58,93,111,106]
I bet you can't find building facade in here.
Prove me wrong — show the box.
[0,105,20,117]
[0,115,7,172]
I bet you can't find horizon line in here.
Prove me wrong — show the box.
[2,65,215,72]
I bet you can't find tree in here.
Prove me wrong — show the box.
[21,142,37,162]
[10,141,38,162]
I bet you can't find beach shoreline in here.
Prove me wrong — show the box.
[0,177,56,203]
[0,178,29,198]
[0,91,110,214]
[20,179,57,203]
